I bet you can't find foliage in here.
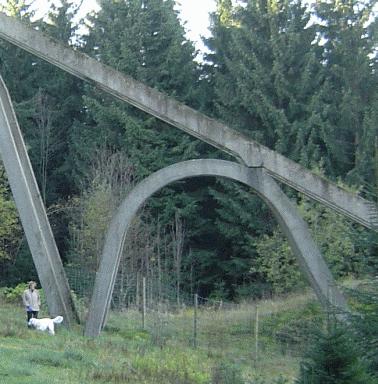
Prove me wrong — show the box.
[260,300,323,354]
[0,164,22,263]
[296,322,375,384]
[207,179,275,298]
[74,0,204,181]
[206,0,319,153]
[0,0,376,300]
[346,280,378,377]
[254,196,370,294]
[211,360,245,384]
[0,282,47,310]
[308,0,377,185]
[0,291,316,383]
[0,282,27,303]
[67,183,115,272]
[298,198,368,277]
[254,230,305,294]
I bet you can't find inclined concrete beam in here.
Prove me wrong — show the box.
[0,75,78,325]
[0,13,376,230]
[85,159,348,337]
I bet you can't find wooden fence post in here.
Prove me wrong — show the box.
[142,276,146,330]
[255,305,259,366]
[193,293,198,348]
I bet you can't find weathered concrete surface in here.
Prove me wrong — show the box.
[0,75,78,325]
[85,159,348,337]
[0,12,376,230]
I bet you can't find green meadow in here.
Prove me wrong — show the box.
[0,292,322,384]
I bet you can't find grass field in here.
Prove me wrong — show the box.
[0,292,323,384]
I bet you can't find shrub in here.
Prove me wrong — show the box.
[346,281,378,377]
[1,283,27,304]
[1,282,47,309]
[211,361,244,384]
[296,322,375,384]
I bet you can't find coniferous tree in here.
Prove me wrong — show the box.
[0,0,375,296]
[296,322,375,384]
[206,0,318,153]
[300,0,377,182]
[66,0,219,294]
[72,0,203,179]
[0,1,85,266]
[0,1,85,203]
[202,0,377,297]
[201,0,321,296]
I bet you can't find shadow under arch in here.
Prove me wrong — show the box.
[85,159,348,337]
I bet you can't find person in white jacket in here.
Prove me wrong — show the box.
[22,281,41,326]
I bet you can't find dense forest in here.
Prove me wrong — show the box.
[0,0,377,302]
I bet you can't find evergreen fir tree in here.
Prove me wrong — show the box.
[300,0,377,182]
[70,0,203,180]
[202,0,321,296]
[0,0,84,202]
[0,1,85,263]
[347,282,378,378]
[296,322,375,384]
[66,0,219,293]
[206,0,318,153]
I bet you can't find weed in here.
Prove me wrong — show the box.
[29,351,68,368]
[0,321,27,338]
[88,363,134,383]
[211,361,244,384]
[63,349,85,361]
[7,366,34,377]
[0,290,330,383]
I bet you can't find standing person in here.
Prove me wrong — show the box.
[22,281,41,326]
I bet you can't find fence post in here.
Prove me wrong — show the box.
[193,293,198,348]
[255,305,259,366]
[136,272,140,308]
[142,276,146,330]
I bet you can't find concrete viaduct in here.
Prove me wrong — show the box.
[0,13,376,335]
[85,160,348,337]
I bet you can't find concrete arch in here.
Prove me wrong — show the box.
[85,159,348,337]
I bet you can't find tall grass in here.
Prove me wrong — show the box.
[0,291,323,384]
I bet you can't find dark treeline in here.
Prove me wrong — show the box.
[0,0,377,301]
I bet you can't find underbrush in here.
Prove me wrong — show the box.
[0,291,326,384]
[1,278,376,383]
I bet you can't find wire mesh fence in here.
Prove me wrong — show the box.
[65,266,318,371]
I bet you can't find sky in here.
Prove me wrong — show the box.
[5,0,377,54]
[17,0,217,51]
[176,0,217,44]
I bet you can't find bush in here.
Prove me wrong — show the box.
[1,283,27,304]
[296,322,375,384]
[211,361,244,384]
[261,301,322,354]
[234,282,273,300]
[346,281,378,377]
[0,283,47,310]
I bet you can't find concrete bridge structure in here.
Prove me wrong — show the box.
[0,13,376,334]
[0,76,79,325]
[85,160,349,337]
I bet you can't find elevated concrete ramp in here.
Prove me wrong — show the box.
[0,76,78,325]
[0,12,376,230]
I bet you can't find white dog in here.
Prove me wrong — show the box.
[28,316,63,335]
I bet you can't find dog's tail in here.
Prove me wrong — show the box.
[52,316,63,324]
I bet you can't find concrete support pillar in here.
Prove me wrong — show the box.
[85,159,348,337]
[0,75,78,325]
